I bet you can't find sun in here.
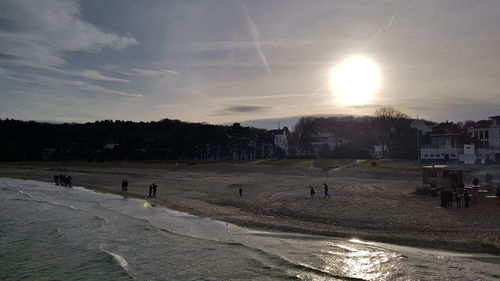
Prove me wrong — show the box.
[329,55,381,106]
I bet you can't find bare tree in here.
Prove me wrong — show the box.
[374,106,410,158]
[374,106,409,120]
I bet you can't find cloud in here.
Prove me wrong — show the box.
[216,105,271,115]
[0,0,138,68]
[0,68,142,98]
[35,76,144,98]
[101,64,179,77]
[73,69,130,83]
[191,39,311,52]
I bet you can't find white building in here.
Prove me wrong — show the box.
[468,115,500,163]
[372,144,388,159]
[270,127,290,154]
[420,133,462,162]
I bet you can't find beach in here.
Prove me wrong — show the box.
[1,160,499,254]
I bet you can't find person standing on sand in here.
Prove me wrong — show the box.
[310,185,316,199]
[464,191,470,208]
[324,183,331,199]
[152,183,157,197]
[239,187,242,196]
[121,180,126,192]
[447,190,453,207]
[54,175,59,185]
[148,184,153,198]
[454,190,461,208]
[440,189,447,208]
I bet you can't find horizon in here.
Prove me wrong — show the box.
[3,111,496,131]
[2,1,500,125]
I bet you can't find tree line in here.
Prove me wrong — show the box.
[0,107,426,161]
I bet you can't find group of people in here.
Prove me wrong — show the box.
[309,183,331,199]
[54,174,72,187]
[440,189,470,208]
[148,183,158,198]
[119,179,158,198]
[121,179,129,192]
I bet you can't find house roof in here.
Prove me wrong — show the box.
[472,119,492,128]
[429,122,462,135]
[269,127,289,135]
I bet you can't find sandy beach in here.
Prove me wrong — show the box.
[1,160,499,254]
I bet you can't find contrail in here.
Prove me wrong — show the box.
[300,80,328,111]
[241,1,273,76]
[365,0,417,45]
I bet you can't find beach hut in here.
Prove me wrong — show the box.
[420,165,467,194]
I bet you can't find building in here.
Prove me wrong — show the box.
[468,115,500,163]
[419,115,500,164]
[420,121,464,162]
[420,133,462,162]
[310,131,336,156]
[270,127,290,155]
[372,144,388,159]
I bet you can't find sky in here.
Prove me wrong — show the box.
[1,0,500,127]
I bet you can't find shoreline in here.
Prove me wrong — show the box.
[1,161,499,254]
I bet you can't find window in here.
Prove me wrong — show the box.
[480,130,484,139]
[424,154,428,157]
[430,154,434,157]
[451,154,456,158]
[485,130,489,139]
[474,131,479,139]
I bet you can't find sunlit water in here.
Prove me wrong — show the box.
[0,178,499,281]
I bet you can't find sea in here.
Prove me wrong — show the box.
[1,178,499,281]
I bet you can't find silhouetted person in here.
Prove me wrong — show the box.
[447,190,453,207]
[464,191,470,208]
[473,178,479,187]
[324,183,331,199]
[152,183,157,197]
[148,184,153,198]
[54,175,59,185]
[454,191,461,208]
[485,172,493,184]
[440,189,447,208]
[239,187,242,196]
[66,176,72,187]
[121,180,128,192]
[310,185,316,199]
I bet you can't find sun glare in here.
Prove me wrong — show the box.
[330,55,381,106]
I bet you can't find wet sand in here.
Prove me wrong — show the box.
[1,160,499,254]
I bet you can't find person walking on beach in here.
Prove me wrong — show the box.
[152,183,157,197]
[148,184,153,198]
[310,185,316,199]
[464,191,470,208]
[323,183,331,199]
[239,187,243,196]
